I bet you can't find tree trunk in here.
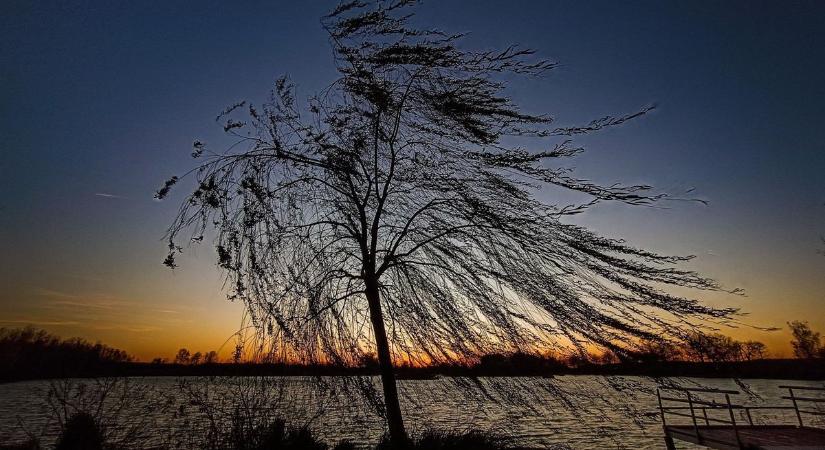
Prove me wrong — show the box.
[365,278,408,447]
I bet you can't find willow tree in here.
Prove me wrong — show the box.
[158,1,736,445]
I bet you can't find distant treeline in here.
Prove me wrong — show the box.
[2,322,824,383]
[17,351,820,381]
[159,321,825,369]
[0,327,133,382]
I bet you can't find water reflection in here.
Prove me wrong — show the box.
[0,377,822,449]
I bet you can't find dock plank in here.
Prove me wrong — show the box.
[666,425,825,449]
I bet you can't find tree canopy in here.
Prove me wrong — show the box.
[160,0,737,368]
[789,320,824,359]
[159,1,738,443]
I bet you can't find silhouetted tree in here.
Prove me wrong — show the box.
[594,350,620,365]
[684,333,743,363]
[357,352,380,370]
[190,351,203,365]
[741,340,767,360]
[204,350,219,364]
[629,339,682,363]
[789,321,823,359]
[174,348,191,365]
[474,352,563,374]
[159,1,736,444]
[232,345,243,364]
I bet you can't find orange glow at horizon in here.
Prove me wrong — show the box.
[0,284,816,363]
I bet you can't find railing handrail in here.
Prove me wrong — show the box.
[781,395,825,403]
[657,387,743,446]
[783,385,825,427]
[778,385,825,391]
[661,405,796,411]
[658,386,740,394]
[659,396,741,408]
[659,384,825,433]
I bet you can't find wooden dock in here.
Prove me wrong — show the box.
[658,385,825,449]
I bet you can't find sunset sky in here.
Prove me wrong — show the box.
[1,1,823,361]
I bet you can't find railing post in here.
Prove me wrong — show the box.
[657,389,667,427]
[788,387,804,427]
[725,393,743,449]
[745,407,753,426]
[658,389,677,450]
[687,391,700,442]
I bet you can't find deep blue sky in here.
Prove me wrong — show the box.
[1,1,823,359]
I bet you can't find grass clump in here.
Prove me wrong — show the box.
[204,417,355,450]
[0,439,41,450]
[377,430,512,450]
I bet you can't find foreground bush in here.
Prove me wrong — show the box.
[205,417,354,450]
[377,430,511,450]
[207,426,512,450]
[0,439,41,450]
[4,421,516,450]
[55,412,104,450]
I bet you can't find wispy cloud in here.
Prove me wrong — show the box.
[0,319,81,326]
[66,273,104,282]
[94,192,126,199]
[20,290,192,335]
[34,288,80,299]
[35,289,125,304]
[46,300,120,310]
[89,324,162,333]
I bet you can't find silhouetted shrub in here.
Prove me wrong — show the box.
[0,439,40,450]
[44,378,173,450]
[55,412,104,450]
[202,416,350,450]
[331,441,356,450]
[279,426,327,450]
[377,430,511,450]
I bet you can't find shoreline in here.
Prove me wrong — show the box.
[3,358,824,384]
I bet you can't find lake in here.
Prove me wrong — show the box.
[1,376,823,449]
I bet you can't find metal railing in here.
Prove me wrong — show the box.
[657,385,825,449]
[657,386,745,448]
[779,385,825,427]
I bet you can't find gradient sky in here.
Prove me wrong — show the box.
[1,1,823,361]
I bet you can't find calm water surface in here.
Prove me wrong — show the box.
[1,376,822,449]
